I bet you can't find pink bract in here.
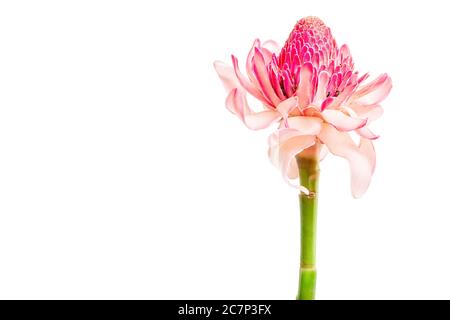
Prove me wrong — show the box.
[214,17,392,198]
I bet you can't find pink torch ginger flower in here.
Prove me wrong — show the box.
[214,17,392,198]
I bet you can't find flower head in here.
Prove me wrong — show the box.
[214,16,392,198]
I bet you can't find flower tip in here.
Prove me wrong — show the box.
[298,16,325,26]
[253,46,264,57]
[213,60,223,70]
[351,184,370,199]
[386,74,393,86]
[352,192,364,200]
[231,54,239,65]
[358,118,369,130]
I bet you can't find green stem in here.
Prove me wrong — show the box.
[296,148,320,300]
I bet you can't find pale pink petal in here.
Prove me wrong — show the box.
[231,55,272,106]
[227,89,281,130]
[246,39,261,85]
[313,70,330,105]
[287,159,300,180]
[328,82,358,109]
[359,138,376,174]
[225,89,238,114]
[268,130,317,190]
[349,104,384,123]
[356,127,380,140]
[318,124,374,198]
[338,44,351,61]
[296,63,314,108]
[354,74,387,96]
[260,48,274,64]
[287,116,323,135]
[340,105,381,139]
[319,144,329,161]
[244,110,281,130]
[351,74,392,105]
[279,135,316,187]
[214,61,241,92]
[262,40,281,54]
[357,73,370,84]
[275,128,314,144]
[322,109,367,131]
[268,126,321,179]
[253,48,282,106]
[276,97,298,127]
[268,129,293,169]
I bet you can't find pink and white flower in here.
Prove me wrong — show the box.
[214,17,392,198]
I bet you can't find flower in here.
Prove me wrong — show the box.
[214,16,392,198]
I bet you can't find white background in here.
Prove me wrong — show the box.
[0,0,448,300]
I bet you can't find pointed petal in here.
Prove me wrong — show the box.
[276,97,298,124]
[231,55,272,106]
[319,144,329,161]
[352,74,392,105]
[279,135,316,187]
[318,124,374,198]
[246,39,261,84]
[338,44,351,62]
[268,130,317,189]
[286,158,300,180]
[260,48,274,64]
[313,70,330,104]
[322,110,367,131]
[359,138,376,174]
[262,39,281,54]
[253,48,281,106]
[328,82,358,108]
[356,127,380,140]
[244,111,281,130]
[227,89,281,130]
[296,63,314,108]
[349,104,384,123]
[225,89,238,114]
[340,105,381,139]
[214,61,241,92]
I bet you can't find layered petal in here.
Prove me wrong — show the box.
[340,105,381,140]
[262,40,281,54]
[231,55,272,106]
[351,74,392,105]
[226,89,281,130]
[318,124,374,198]
[269,130,317,193]
[359,138,376,174]
[214,61,241,92]
[321,109,367,131]
[349,104,384,123]
[313,70,330,105]
[356,127,380,140]
[252,48,281,106]
[246,39,262,85]
[296,63,314,108]
[287,116,323,135]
